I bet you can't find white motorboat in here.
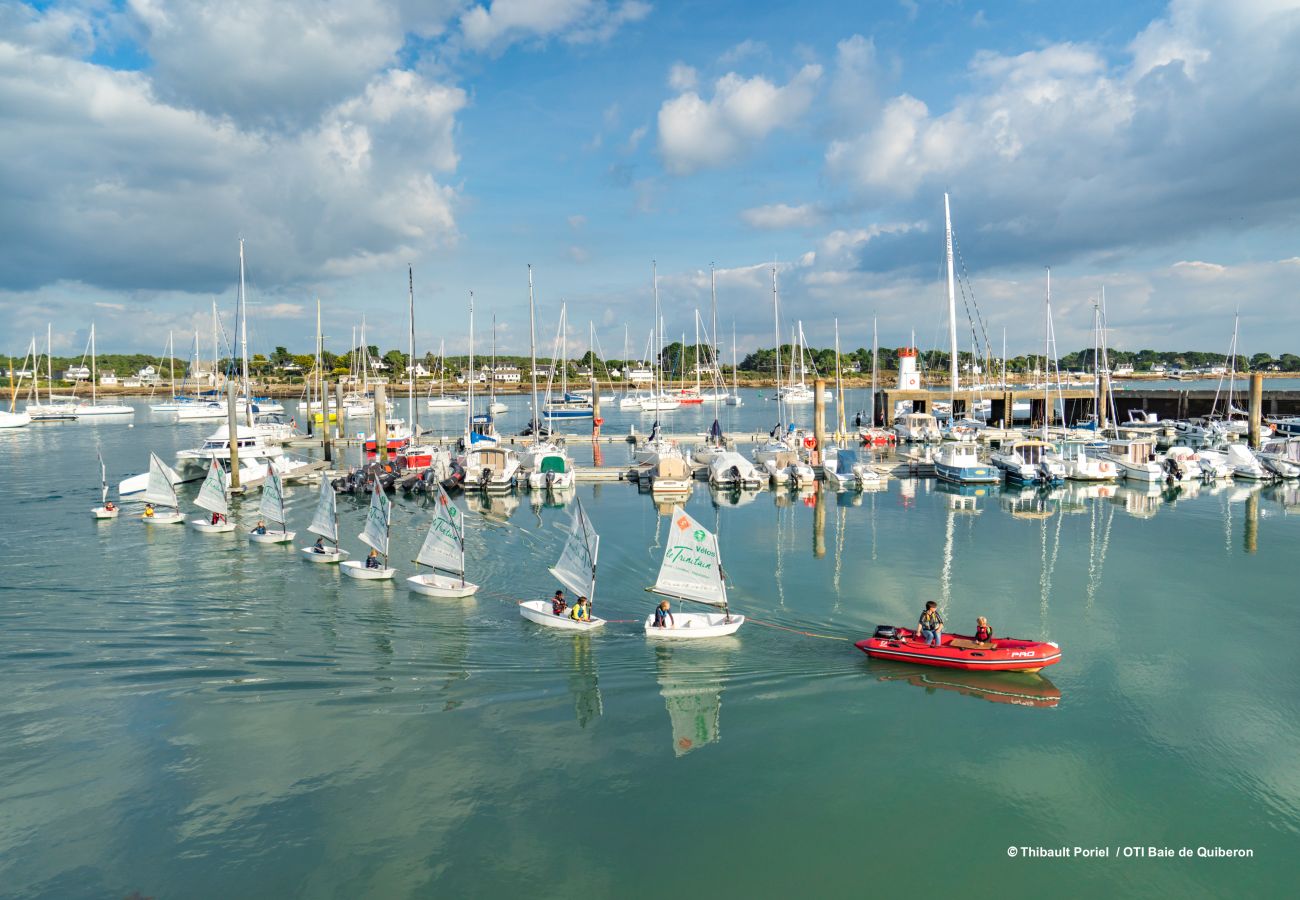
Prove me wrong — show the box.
[406,483,479,596]
[1100,438,1162,482]
[1192,448,1235,480]
[248,463,296,543]
[991,439,1066,484]
[140,453,185,524]
[894,412,942,442]
[520,497,604,631]
[1057,441,1119,481]
[91,451,119,518]
[1257,436,1300,479]
[1224,443,1268,481]
[1161,445,1205,482]
[301,474,348,562]
[189,458,237,532]
[526,450,575,491]
[645,506,743,639]
[651,456,694,495]
[762,449,814,487]
[707,451,764,489]
[934,442,999,484]
[341,484,396,580]
[462,445,519,492]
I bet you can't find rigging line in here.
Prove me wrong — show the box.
[746,618,852,642]
[952,233,994,359]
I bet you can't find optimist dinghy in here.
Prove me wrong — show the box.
[407,484,479,597]
[190,459,236,533]
[249,463,295,543]
[140,453,185,524]
[341,483,396,580]
[645,506,744,639]
[301,475,348,563]
[855,625,1061,673]
[519,496,604,630]
[91,451,118,519]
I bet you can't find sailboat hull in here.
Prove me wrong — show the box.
[519,600,606,630]
[340,561,396,580]
[142,511,185,525]
[644,611,744,639]
[301,546,348,563]
[407,573,479,598]
[249,530,296,544]
[91,507,119,519]
[190,519,237,533]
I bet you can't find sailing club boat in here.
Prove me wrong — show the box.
[74,323,135,417]
[407,484,479,597]
[645,506,744,638]
[249,463,295,543]
[141,452,185,524]
[519,496,604,630]
[301,475,348,563]
[189,458,236,532]
[91,451,118,518]
[341,483,396,580]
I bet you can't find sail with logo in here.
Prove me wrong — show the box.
[190,459,235,532]
[645,506,744,638]
[343,482,395,580]
[407,484,479,597]
[250,463,295,543]
[519,496,605,629]
[301,473,347,562]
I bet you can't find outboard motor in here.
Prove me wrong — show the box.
[479,466,492,487]
[729,465,740,482]
[1163,456,1182,482]
[545,470,556,488]
[873,625,899,640]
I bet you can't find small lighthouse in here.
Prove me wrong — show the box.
[897,347,921,390]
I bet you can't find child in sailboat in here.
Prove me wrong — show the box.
[652,600,674,629]
[144,504,155,518]
[252,520,267,535]
[210,511,227,526]
[312,537,327,553]
[365,549,382,569]
[569,597,590,622]
[551,590,567,615]
[104,501,116,512]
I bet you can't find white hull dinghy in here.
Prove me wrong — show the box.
[92,506,119,520]
[141,452,186,524]
[92,451,118,518]
[302,472,347,562]
[189,458,236,533]
[645,505,744,640]
[343,482,395,581]
[249,462,296,543]
[408,484,479,597]
[522,496,604,631]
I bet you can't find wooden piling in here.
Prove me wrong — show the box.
[322,379,333,463]
[1249,372,1263,449]
[226,382,241,489]
[813,378,826,466]
[374,382,388,462]
[335,382,345,441]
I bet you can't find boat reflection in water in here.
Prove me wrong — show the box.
[870,660,1062,709]
[654,643,735,756]
[465,490,520,522]
[567,634,602,728]
[1111,483,1165,519]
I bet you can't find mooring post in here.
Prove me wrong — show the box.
[226,381,241,489]
[375,382,388,463]
[813,378,826,467]
[335,382,345,441]
[322,379,333,463]
[1249,372,1263,449]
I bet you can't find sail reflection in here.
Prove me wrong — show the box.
[655,643,734,756]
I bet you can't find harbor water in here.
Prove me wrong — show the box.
[1,391,1296,898]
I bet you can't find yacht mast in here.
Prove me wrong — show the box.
[408,265,417,434]
[944,193,959,396]
[870,315,878,426]
[238,238,249,418]
[90,322,97,406]
[772,265,783,427]
[528,265,540,443]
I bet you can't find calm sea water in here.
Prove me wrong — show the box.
[0,392,1295,899]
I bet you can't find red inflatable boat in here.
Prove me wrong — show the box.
[856,626,1061,673]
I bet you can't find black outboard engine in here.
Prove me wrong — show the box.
[874,625,899,640]
[1163,456,1182,482]
[729,465,740,481]
[479,466,492,487]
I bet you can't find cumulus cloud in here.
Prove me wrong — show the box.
[459,0,650,53]
[667,62,697,91]
[657,63,823,174]
[740,203,822,230]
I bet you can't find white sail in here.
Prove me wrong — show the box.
[194,459,229,516]
[307,473,338,542]
[358,483,391,556]
[98,451,108,505]
[143,452,180,509]
[416,484,466,576]
[549,496,599,600]
[651,506,728,607]
[259,463,286,525]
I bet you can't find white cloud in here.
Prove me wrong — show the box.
[667,62,697,92]
[624,124,648,152]
[740,203,822,230]
[568,245,590,263]
[657,63,823,174]
[827,33,881,131]
[459,0,650,53]
[257,302,307,319]
[719,39,766,66]
[567,214,587,230]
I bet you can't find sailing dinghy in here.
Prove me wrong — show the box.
[301,475,348,563]
[141,452,185,524]
[341,483,395,580]
[190,459,236,532]
[407,484,479,597]
[249,463,295,543]
[520,496,604,630]
[645,506,744,638]
[92,451,118,519]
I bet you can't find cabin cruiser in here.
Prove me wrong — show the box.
[1056,441,1119,481]
[763,450,815,487]
[1224,443,1268,481]
[119,425,315,495]
[526,450,575,490]
[1257,436,1300,479]
[991,439,1066,484]
[650,456,693,495]
[1191,447,1235,480]
[894,412,942,442]
[461,444,520,492]
[934,442,999,484]
[1162,445,1205,482]
[707,451,764,489]
[1100,437,1162,482]
[823,447,884,490]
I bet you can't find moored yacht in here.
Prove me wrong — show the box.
[934,442,999,484]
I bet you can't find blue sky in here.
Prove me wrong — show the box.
[2,0,1299,362]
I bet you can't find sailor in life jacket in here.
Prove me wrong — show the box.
[974,617,993,643]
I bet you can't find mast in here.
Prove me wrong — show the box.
[1044,267,1052,439]
[653,261,660,403]
[90,322,96,405]
[835,318,845,437]
[871,315,878,427]
[710,261,719,398]
[772,265,782,424]
[944,192,959,396]
[168,330,175,401]
[732,322,739,400]
[211,300,218,390]
[314,298,322,418]
[528,265,540,444]
[238,238,249,408]
[409,266,417,433]
[694,306,701,394]
[467,291,475,442]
